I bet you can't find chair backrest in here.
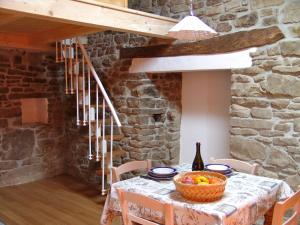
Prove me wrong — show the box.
[272,189,300,225]
[209,157,258,174]
[112,160,152,183]
[117,188,174,225]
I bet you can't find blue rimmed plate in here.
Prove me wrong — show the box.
[205,164,232,175]
[149,167,177,177]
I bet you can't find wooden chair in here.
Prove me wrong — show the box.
[112,160,152,183]
[209,157,258,174]
[117,188,174,225]
[271,189,300,225]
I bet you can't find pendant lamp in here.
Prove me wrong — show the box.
[167,0,218,41]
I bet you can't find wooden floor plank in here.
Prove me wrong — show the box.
[0,175,104,225]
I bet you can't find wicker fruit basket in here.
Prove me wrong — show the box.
[173,171,227,202]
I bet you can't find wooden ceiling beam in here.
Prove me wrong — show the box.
[0,14,21,27]
[120,26,284,58]
[30,25,105,44]
[0,32,52,52]
[0,0,178,39]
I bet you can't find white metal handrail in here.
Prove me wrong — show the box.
[76,38,121,127]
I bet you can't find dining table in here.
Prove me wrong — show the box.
[100,163,294,225]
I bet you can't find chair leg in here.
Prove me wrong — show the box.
[264,205,275,225]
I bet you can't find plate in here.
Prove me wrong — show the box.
[146,173,175,181]
[150,167,177,176]
[148,171,177,178]
[205,164,231,171]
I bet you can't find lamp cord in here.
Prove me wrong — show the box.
[189,0,194,16]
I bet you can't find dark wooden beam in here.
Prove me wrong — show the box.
[120,26,284,58]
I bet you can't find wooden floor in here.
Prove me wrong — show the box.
[0,175,107,225]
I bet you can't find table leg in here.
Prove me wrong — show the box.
[264,205,275,225]
[101,192,115,225]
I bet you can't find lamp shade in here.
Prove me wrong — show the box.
[168,16,218,41]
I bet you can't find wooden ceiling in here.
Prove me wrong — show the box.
[0,0,178,51]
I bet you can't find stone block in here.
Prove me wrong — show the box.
[3,129,35,160]
[231,74,252,83]
[266,148,291,168]
[267,46,281,56]
[287,146,300,153]
[262,16,278,26]
[0,161,18,170]
[219,13,236,21]
[274,123,292,132]
[225,0,243,12]
[231,83,262,97]
[251,0,283,9]
[260,8,274,17]
[266,74,300,97]
[232,67,265,76]
[0,119,8,128]
[256,136,272,144]
[231,104,250,118]
[251,108,272,119]
[0,107,21,118]
[231,118,274,130]
[231,128,258,136]
[274,111,300,119]
[234,12,258,28]
[259,130,284,137]
[285,174,300,191]
[206,0,222,6]
[282,0,300,24]
[272,66,300,74]
[134,85,159,98]
[232,97,270,108]
[271,99,290,109]
[288,25,300,38]
[259,169,279,179]
[273,137,299,147]
[230,136,267,160]
[288,104,300,110]
[253,74,266,83]
[152,151,166,160]
[294,119,300,132]
[216,22,232,32]
[280,40,300,57]
[293,97,300,103]
[205,5,224,16]
[170,4,189,13]
[0,164,45,187]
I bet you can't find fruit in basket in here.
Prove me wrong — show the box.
[208,177,220,184]
[181,175,211,185]
[194,176,209,184]
[181,176,194,184]
[174,171,227,202]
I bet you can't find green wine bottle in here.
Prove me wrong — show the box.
[192,142,204,171]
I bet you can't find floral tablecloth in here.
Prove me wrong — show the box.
[101,163,294,225]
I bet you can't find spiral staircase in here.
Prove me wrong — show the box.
[56,37,123,195]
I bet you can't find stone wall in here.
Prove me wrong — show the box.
[65,32,182,183]
[129,0,300,189]
[0,49,66,187]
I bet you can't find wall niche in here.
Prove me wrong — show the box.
[21,98,48,124]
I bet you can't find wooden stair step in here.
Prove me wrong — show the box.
[82,134,124,141]
[93,149,127,163]
[77,119,120,127]
[79,104,107,108]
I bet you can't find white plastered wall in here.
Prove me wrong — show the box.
[180,71,231,164]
